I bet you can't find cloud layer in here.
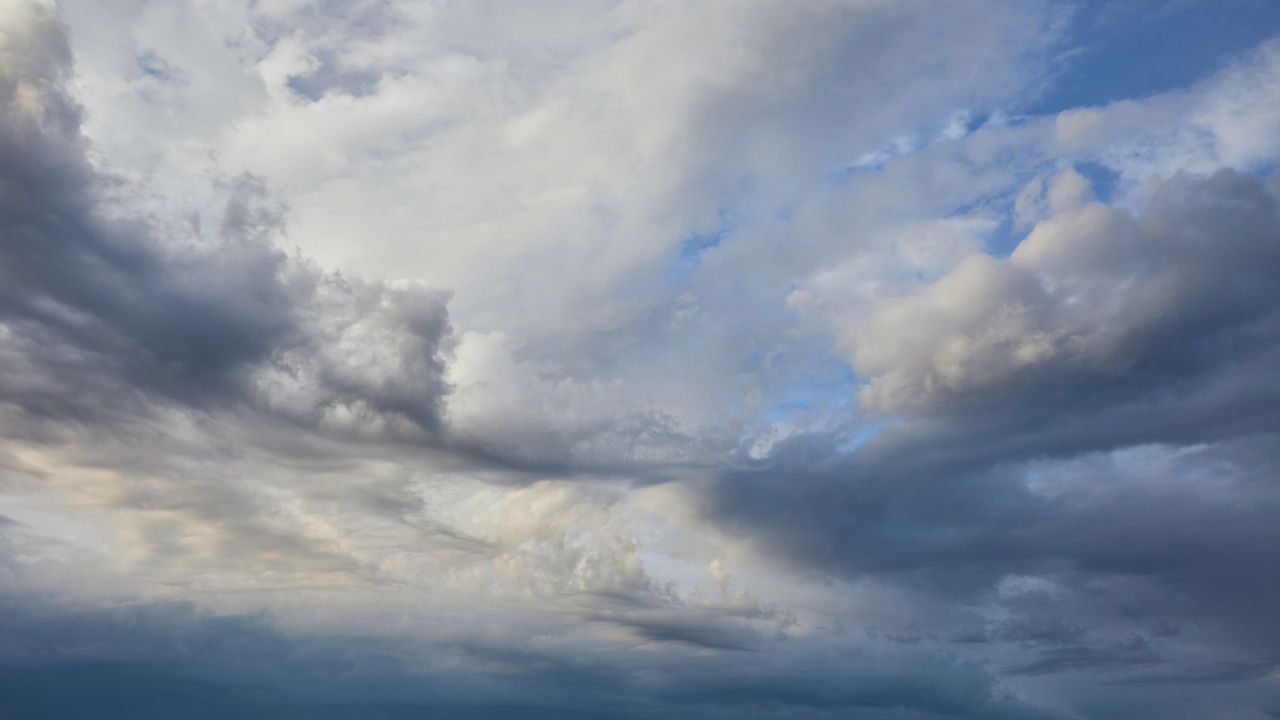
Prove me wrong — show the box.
[2,0,1280,717]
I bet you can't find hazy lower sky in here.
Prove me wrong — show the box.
[3,1,1280,718]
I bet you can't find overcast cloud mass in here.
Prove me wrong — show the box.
[2,0,1280,717]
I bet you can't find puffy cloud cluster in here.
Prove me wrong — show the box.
[0,1,452,443]
[843,168,1280,415]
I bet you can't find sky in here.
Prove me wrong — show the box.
[1,0,1280,717]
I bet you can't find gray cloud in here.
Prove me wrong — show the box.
[0,1,451,444]
[0,591,615,720]
[703,167,1280,698]
[0,589,1074,720]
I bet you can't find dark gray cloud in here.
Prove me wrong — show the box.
[0,592,611,720]
[0,590,1070,720]
[0,2,451,444]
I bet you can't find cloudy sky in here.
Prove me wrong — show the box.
[2,0,1280,717]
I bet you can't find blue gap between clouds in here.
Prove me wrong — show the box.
[949,161,1121,259]
[1074,161,1119,203]
[755,363,859,425]
[1027,0,1280,115]
[667,208,739,280]
[750,363,881,456]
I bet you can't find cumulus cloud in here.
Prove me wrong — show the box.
[0,1,452,443]
[843,168,1280,416]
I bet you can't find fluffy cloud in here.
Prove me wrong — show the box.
[843,168,1280,416]
[0,1,452,442]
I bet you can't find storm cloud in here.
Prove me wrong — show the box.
[0,1,451,441]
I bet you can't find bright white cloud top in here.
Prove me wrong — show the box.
[2,1,1280,718]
